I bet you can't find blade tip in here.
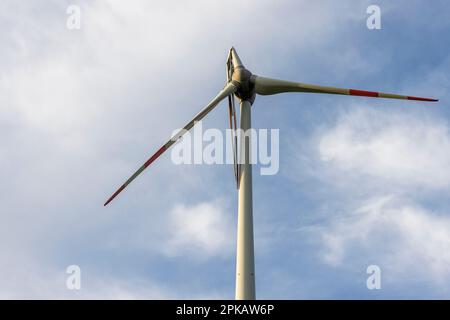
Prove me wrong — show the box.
[407,96,439,102]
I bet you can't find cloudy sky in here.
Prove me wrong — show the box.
[1,0,449,299]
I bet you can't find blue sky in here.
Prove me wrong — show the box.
[1,0,450,299]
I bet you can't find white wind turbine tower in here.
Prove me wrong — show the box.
[104,48,437,300]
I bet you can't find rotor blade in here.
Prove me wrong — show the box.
[227,93,239,188]
[253,75,438,102]
[104,82,238,206]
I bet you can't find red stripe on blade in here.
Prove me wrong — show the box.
[104,145,168,206]
[407,96,439,102]
[349,89,379,98]
[104,185,125,206]
[144,145,167,168]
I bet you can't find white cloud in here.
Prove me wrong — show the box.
[164,202,234,258]
[318,108,450,191]
[293,108,450,288]
[0,260,172,299]
[319,196,450,286]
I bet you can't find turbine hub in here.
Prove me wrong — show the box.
[232,66,256,104]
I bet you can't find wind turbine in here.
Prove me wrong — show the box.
[104,48,437,300]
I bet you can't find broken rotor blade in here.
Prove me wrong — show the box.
[104,82,238,206]
[253,75,438,102]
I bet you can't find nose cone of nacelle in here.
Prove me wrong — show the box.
[231,47,244,69]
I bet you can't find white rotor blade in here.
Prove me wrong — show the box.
[253,75,438,102]
[104,82,237,206]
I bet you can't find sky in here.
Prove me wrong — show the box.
[1,0,450,299]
